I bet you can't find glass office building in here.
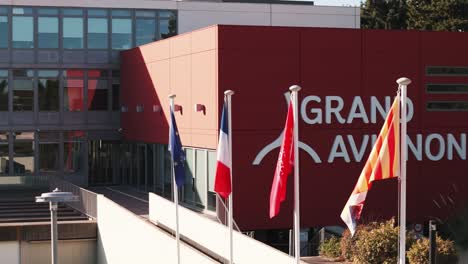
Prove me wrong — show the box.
[0,5,179,192]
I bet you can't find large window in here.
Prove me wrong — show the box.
[13,69,34,111]
[88,18,108,49]
[0,132,8,174]
[63,17,83,49]
[64,131,84,174]
[63,70,84,111]
[13,131,34,175]
[12,14,33,48]
[0,10,8,48]
[38,70,59,111]
[88,70,108,111]
[112,10,132,50]
[136,10,156,46]
[0,70,8,111]
[159,10,177,39]
[38,132,60,173]
[38,16,59,48]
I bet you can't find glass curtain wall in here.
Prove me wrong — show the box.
[38,131,60,174]
[12,7,33,48]
[63,8,83,49]
[64,131,84,175]
[13,131,34,174]
[12,69,34,111]
[63,70,84,111]
[38,8,58,48]
[38,70,59,111]
[0,132,8,174]
[111,10,132,50]
[0,7,8,48]
[87,9,108,49]
[0,70,7,111]
[87,70,108,111]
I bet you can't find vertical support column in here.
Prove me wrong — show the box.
[290,85,302,264]
[50,201,58,264]
[429,220,437,264]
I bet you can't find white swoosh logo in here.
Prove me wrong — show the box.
[253,92,322,165]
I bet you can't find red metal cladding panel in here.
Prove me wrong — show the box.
[121,27,219,148]
[217,26,468,230]
[122,26,468,230]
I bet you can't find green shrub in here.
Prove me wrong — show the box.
[353,219,399,264]
[319,236,342,259]
[407,236,458,264]
[340,229,355,262]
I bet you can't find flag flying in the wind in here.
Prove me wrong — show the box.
[341,95,400,235]
[269,99,294,218]
[169,106,186,187]
[215,103,232,199]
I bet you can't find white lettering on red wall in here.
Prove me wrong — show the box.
[253,96,466,165]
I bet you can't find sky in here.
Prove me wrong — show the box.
[298,0,362,6]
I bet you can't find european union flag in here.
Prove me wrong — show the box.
[169,107,186,187]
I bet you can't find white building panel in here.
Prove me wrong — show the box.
[178,10,271,33]
[272,13,358,28]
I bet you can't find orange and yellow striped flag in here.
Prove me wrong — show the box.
[340,95,400,235]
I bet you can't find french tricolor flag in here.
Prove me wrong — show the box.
[214,103,232,199]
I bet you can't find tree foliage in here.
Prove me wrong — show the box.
[361,0,468,32]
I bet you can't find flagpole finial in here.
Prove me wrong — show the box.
[289,85,301,92]
[169,94,176,99]
[396,77,411,86]
[224,90,234,96]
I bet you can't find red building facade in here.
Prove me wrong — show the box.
[121,25,468,231]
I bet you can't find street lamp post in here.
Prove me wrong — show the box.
[36,188,78,264]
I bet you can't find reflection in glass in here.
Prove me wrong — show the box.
[0,143,8,174]
[88,9,107,17]
[13,79,33,111]
[112,18,132,49]
[64,79,84,111]
[136,19,156,46]
[39,143,59,172]
[63,18,83,49]
[13,141,34,174]
[88,79,108,110]
[38,17,59,48]
[39,78,59,111]
[12,16,33,48]
[159,17,177,39]
[88,18,108,49]
[0,16,8,48]
[0,79,8,111]
[38,8,58,15]
[64,142,82,173]
[63,9,83,16]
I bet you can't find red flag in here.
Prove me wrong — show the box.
[269,100,294,218]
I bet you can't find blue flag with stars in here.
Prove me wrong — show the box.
[169,106,186,187]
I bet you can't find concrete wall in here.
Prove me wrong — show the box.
[0,241,20,264]
[20,239,97,264]
[96,194,215,264]
[0,240,96,264]
[149,193,303,264]
[178,3,360,33]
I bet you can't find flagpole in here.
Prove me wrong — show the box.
[290,85,302,264]
[225,90,235,264]
[169,94,181,264]
[397,77,411,264]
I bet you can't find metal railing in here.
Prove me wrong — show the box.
[48,176,98,219]
[215,193,241,232]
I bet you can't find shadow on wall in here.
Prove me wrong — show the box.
[120,47,170,144]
